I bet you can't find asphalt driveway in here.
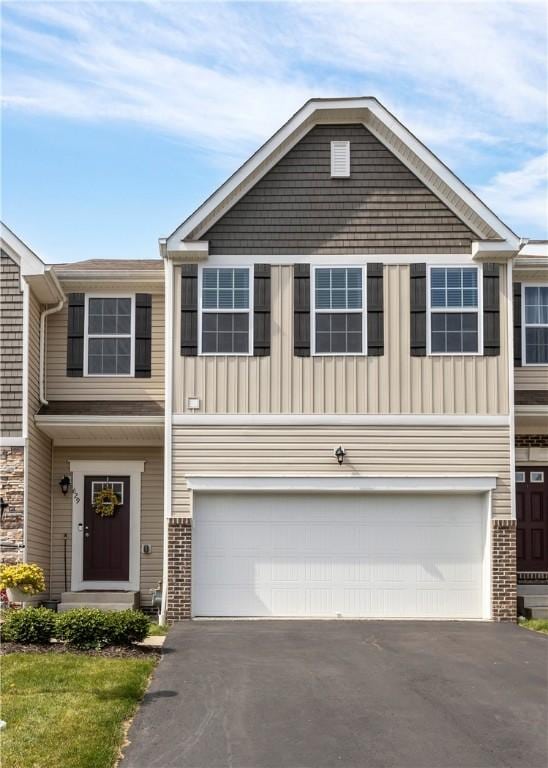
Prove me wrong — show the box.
[122,621,547,768]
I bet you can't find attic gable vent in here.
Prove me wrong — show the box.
[330,140,350,177]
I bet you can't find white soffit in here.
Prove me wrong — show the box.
[165,98,520,252]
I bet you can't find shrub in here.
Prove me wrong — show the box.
[105,610,150,646]
[1,606,56,644]
[55,608,110,650]
[0,563,45,595]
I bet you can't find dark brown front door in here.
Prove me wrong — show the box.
[83,476,130,582]
[516,466,548,572]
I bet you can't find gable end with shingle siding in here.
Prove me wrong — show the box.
[0,250,24,436]
[201,124,477,255]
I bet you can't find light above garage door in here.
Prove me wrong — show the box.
[192,491,488,619]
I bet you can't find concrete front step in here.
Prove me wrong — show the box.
[519,595,548,607]
[58,591,139,612]
[518,584,548,595]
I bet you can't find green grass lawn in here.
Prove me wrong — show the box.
[518,617,548,634]
[147,621,168,637]
[1,653,157,768]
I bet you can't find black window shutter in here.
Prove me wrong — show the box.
[135,294,152,377]
[513,281,522,367]
[181,264,198,356]
[253,264,271,356]
[294,264,310,357]
[482,264,500,356]
[66,293,85,376]
[367,263,384,356]
[410,264,427,356]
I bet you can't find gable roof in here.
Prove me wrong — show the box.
[1,222,64,303]
[164,97,520,256]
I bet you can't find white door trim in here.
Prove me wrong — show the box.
[69,460,144,592]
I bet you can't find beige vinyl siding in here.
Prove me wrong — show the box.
[172,425,511,519]
[45,291,165,401]
[50,446,163,605]
[25,292,53,585]
[174,264,509,415]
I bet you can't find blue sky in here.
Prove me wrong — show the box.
[2,1,547,263]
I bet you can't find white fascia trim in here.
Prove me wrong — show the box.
[472,241,517,260]
[69,460,145,473]
[165,98,519,250]
[172,414,510,427]
[186,474,498,494]
[36,415,163,426]
[200,253,481,266]
[1,223,46,276]
[166,240,209,261]
[0,437,25,447]
[55,270,164,282]
[515,405,548,416]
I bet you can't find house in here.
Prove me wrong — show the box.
[1,97,545,621]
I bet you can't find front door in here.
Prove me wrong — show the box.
[516,467,548,572]
[83,476,130,582]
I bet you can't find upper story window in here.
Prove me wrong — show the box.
[312,266,365,355]
[523,284,548,365]
[200,267,252,354]
[428,266,481,355]
[84,296,134,376]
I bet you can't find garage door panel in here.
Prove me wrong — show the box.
[192,492,486,619]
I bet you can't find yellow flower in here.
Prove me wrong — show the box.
[0,563,46,594]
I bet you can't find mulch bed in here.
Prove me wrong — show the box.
[0,642,162,658]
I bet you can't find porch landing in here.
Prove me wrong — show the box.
[58,591,139,612]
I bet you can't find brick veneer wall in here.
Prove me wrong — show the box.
[166,518,192,623]
[0,252,24,436]
[0,447,24,563]
[492,519,517,621]
[515,435,548,447]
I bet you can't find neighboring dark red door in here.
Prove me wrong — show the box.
[516,467,548,572]
[83,476,130,582]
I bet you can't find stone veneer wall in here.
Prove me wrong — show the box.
[0,447,24,563]
[166,516,518,622]
[492,519,517,621]
[166,518,192,623]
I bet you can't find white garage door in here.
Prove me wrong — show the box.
[192,492,486,619]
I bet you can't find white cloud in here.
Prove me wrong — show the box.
[476,153,548,237]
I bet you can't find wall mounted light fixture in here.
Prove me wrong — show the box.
[334,446,346,465]
[59,476,71,495]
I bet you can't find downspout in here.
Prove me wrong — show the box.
[39,297,65,405]
[159,241,173,625]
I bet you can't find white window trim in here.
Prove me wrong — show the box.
[311,265,367,357]
[521,283,548,367]
[330,140,350,177]
[69,460,144,592]
[427,264,483,356]
[83,293,135,377]
[198,265,254,356]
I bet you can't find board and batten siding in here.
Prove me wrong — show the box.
[45,291,165,401]
[25,291,53,585]
[171,425,511,520]
[199,124,476,255]
[174,264,509,415]
[50,447,163,605]
[0,251,23,436]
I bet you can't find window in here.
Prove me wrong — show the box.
[91,480,124,505]
[312,267,365,354]
[515,471,526,484]
[85,296,134,376]
[331,141,350,177]
[200,267,252,354]
[428,266,481,354]
[530,471,545,483]
[523,285,548,365]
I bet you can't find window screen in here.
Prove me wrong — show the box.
[87,298,132,375]
[313,267,364,354]
[429,267,479,354]
[523,285,548,364]
[201,268,250,354]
